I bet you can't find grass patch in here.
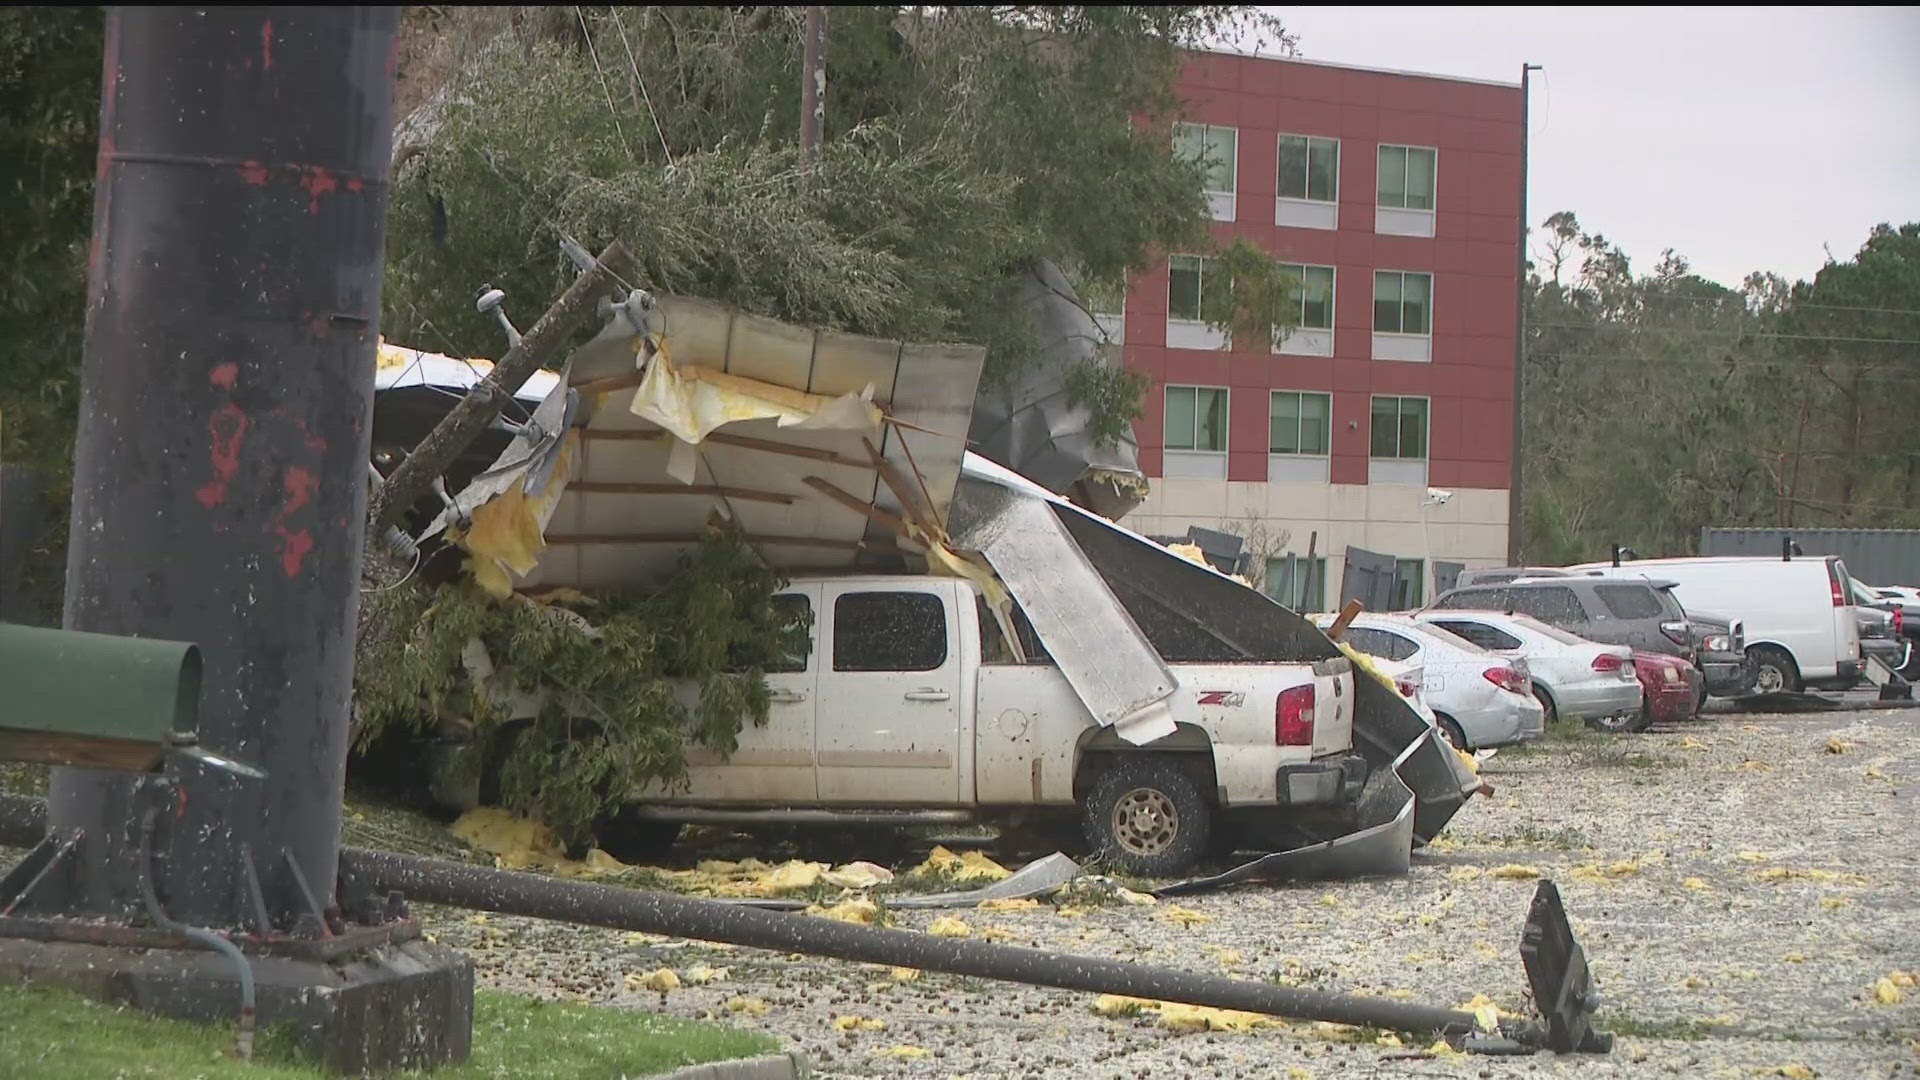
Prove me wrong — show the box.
[0,761,49,798]
[1595,1010,1713,1041]
[0,983,777,1079]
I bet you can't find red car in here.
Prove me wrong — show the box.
[1632,651,1700,728]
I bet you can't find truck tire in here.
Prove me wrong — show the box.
[1747,645,1800,694]
[1082,756,1212,877]
[591,805,684,864]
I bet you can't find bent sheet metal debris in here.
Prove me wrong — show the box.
[380,294,1480,882]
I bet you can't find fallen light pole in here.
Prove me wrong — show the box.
[0,791,1610,1052]
[0,8,471,1073]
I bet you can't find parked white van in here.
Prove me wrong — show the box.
[1563,556,1862,693]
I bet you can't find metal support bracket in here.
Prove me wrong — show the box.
[1518,879,1614,1053]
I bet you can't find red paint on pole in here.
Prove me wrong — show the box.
[209,362,239,388]
[260,19,273,71]
[196,404,249,509]
[272,467,320,576]
[301,167,338,213]
[238,161,270,186]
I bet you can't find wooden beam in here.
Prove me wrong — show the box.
[579,427,874,469]
[862,436,943,539]
[803,476,912,538]
[567,482,796,505]
[1324,599,1364,641]
[545,533,865,551]
[570,370,647,397]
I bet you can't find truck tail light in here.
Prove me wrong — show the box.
[1659,620,1691,647]
[1394,674,1419,698]
[1591,652,1624,674]
[1829,563,1847,607]
[1893,607,1904,636]
[1276,684,1316,746]
[1482,666,1529,695]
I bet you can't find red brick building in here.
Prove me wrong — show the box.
[1105,50,1525,609]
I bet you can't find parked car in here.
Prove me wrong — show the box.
[1309,613,1544,751]
[1449,568,1749,700]
[1847,577,1909,677]
[1634,651,1701,726]
[1870,585,1920,678]
[1564,556,1863,694]
[1411,611,1642,733]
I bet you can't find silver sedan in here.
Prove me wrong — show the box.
[1312,613,1544,751]
[1412,610,1642,732]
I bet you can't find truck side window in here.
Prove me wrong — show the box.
[973,595,1052,665]
[834,592,948,672]
[1592,584,1659,620]
[767,594,814,673]
[1436,620,1520,651]
[1509,586,1588,624]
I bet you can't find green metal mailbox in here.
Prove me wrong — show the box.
[0,623,205,772]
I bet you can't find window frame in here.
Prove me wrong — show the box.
[1164,384,1230,454]
[1263,555,1328,612]
[1372,270,1433,336]
[1376,143,1438,210]
[1279,263,1336,332]
[1268,390,1332,456]
[1174,121,1239,196]
[1392,558,1425,610]
[1167,253,1226,324]
[1369,395,1431,461]
[831,591,949,673]
[1276,133,1340,204]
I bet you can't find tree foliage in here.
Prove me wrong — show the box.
[355,524,807,846]
[383,5,1294,397]
[1523,214,1920,563]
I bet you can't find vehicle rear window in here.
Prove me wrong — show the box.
[834,592,947,672]
[1432,620,1521,651]
[1593,584,1661,620]
[1508,586,1589,624]
[1513,615,1588,646]
[1344,626,1418,662]
[1434,588,1504,611]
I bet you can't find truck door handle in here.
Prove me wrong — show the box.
[903,689,951,702]
[769,690,808,704]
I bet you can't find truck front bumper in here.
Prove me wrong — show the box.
[1276,753,1369,807]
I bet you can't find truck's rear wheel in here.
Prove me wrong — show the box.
[1747,645,1800,694]
[1082,757,1211,877]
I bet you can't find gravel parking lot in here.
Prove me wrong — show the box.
[426,703,1920,1079]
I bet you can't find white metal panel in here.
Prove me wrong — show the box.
[1276,198,1338,230]
[1375,207,1436,238]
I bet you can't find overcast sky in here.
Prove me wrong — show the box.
[1243,6,1920,289]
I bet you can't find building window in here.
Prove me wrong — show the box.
[1167,255,1224,323]
[1370,396,1429,459]
[1269,391,1331,455]
[1277,135,1338,203]
[1391,559,1425,610]
[1175,122,1237,194]
[1281,265,1335,331]
[1164,385,1228,453]
[1265,556,1327,612]
[1377,145,1437,210]
[1373,271,1431,335]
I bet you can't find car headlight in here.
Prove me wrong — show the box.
[1703,635,1731,653]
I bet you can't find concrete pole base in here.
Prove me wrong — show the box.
[0,936,473,1074]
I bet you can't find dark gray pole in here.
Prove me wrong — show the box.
[48,7,398,929]
[1507,63,1540,566]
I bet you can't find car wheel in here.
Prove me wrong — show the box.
[591,806,684,865]
[1433,713,1469,751]
[1082,756,1212,877]
[1747,645,1800,694]
[1533,687,1559,726]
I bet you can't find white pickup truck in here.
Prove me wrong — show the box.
[598,574,1361,875]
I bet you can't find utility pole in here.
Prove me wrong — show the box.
[1507,62,1542,566]
[0,9,471,1071]
[800,6,826,176]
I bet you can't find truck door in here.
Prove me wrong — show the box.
[681,586,820,802]
[815,582,964,804]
